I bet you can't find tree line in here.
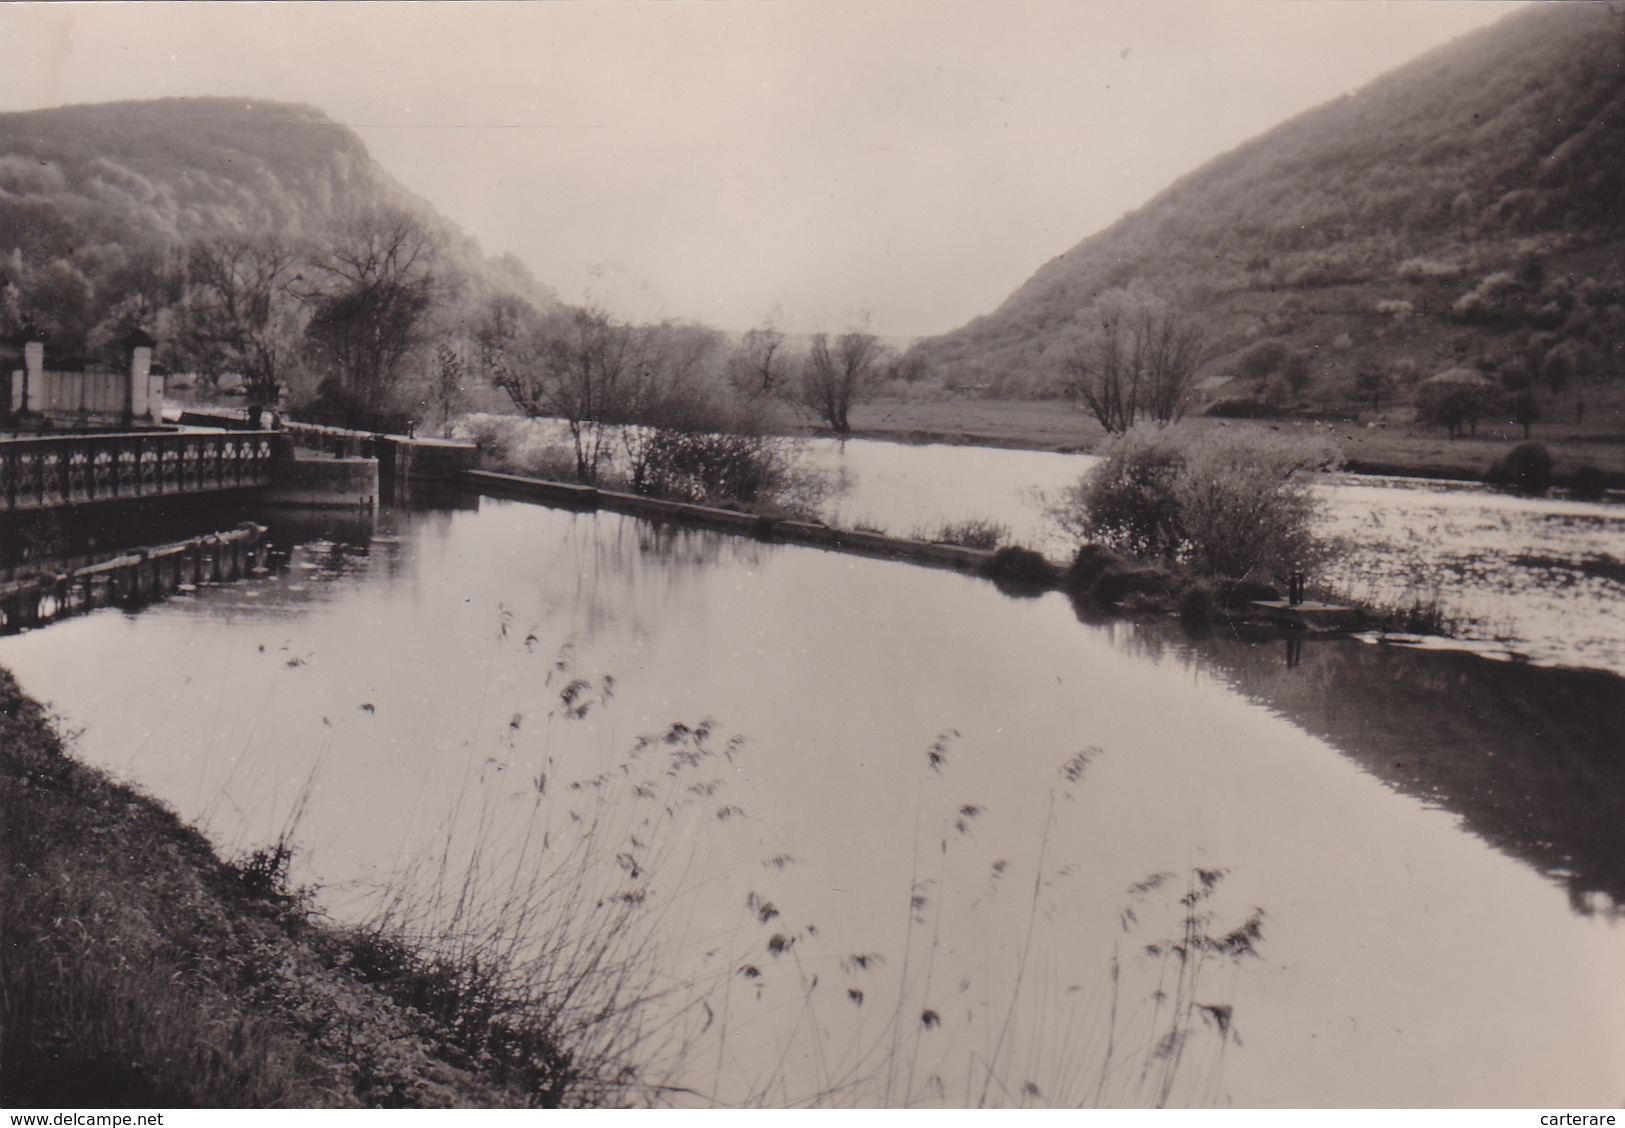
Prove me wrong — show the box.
[1,200,907,457]
[470,297,894,488]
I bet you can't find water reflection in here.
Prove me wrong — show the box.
[474,420,1625,672]
[3,496,1622,1106]
[1187,629,1625,918]
[1066,594,1625,918]
[803,438,1625,675]
[0,497,262,575]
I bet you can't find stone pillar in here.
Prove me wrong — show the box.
[130,346,152,421]
[22,339,43,416]
[122,329,157,426]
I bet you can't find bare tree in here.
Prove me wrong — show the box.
[304,207,442,427]
[1137,305,1209,424]
[1062,306,1139,433]
[476,297,641,484]
[432,342,467,438]
[727,322,791,398]
[1062,290,1210,432]
[179,233,307,408]
[800,328,886,434]
[617,321,727,490]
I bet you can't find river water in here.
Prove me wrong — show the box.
[1,443,1622,1107]
[803,437,1625,676]
[471,417,1625,674]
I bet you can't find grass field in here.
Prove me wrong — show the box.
[845,388,1625,486]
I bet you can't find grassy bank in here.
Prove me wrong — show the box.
[0,668,576,1109]
[843,397,1625,489]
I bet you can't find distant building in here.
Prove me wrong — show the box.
[6,329,165,430]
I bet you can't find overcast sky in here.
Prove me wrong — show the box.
[3,1,1522,339]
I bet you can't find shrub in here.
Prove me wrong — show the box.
[1092,563,1174,607]
[1486,442,1554,494]
[1452,271,1525,325]
[1063,543,1124,596]
[1374,594,1462,636]
[457,414,513,466]
[1052,428,1186,560]
[1566,464,1608,499]
[453,414,576,479]
[1177,580,1220,629]
[921,517,1007,549]
[979,546,1058,596]
[1234,339,1288,382]
[1054,426,1335,583]
[634,429,790,505]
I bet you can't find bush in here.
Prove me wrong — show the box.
[1178,580,1221,630]
[1053,428,1185,560]
[1566,464,1608,499]
[1486,442,1553,494]
[458,414,513,465]
[1063,543,1124,596]
[1092,563,1174,607]
[1053,426,1335,583]
[452,414,577,479]
[920,517,1007,549]
[634,429,782,504]
[979,546,1058,596]
[1234,339,1288,382]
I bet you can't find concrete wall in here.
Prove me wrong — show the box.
[464,469,996,574]
[264,455,378,509]
[380,436,480,482]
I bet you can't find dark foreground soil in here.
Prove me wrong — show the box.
[0,668,558,1109]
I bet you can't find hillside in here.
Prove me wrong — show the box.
[909,3,1625,417]
[0,97,552,412]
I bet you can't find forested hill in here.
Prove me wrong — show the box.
[0,97,554,370]
[909,2,1625,402]
[0,99,385,252]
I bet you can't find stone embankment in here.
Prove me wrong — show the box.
[465,469,1378,637]
[464,469,998,573]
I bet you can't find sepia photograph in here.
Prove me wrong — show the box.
[0,0,1622,1114]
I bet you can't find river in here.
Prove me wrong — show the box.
[803,436,1625,676]
[0,442,1621,1107]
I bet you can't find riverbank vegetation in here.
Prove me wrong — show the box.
[1,634,1267,1109]
[0,651,794,1109]
[1053,427,1336,582]
[0,664,680,1108]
